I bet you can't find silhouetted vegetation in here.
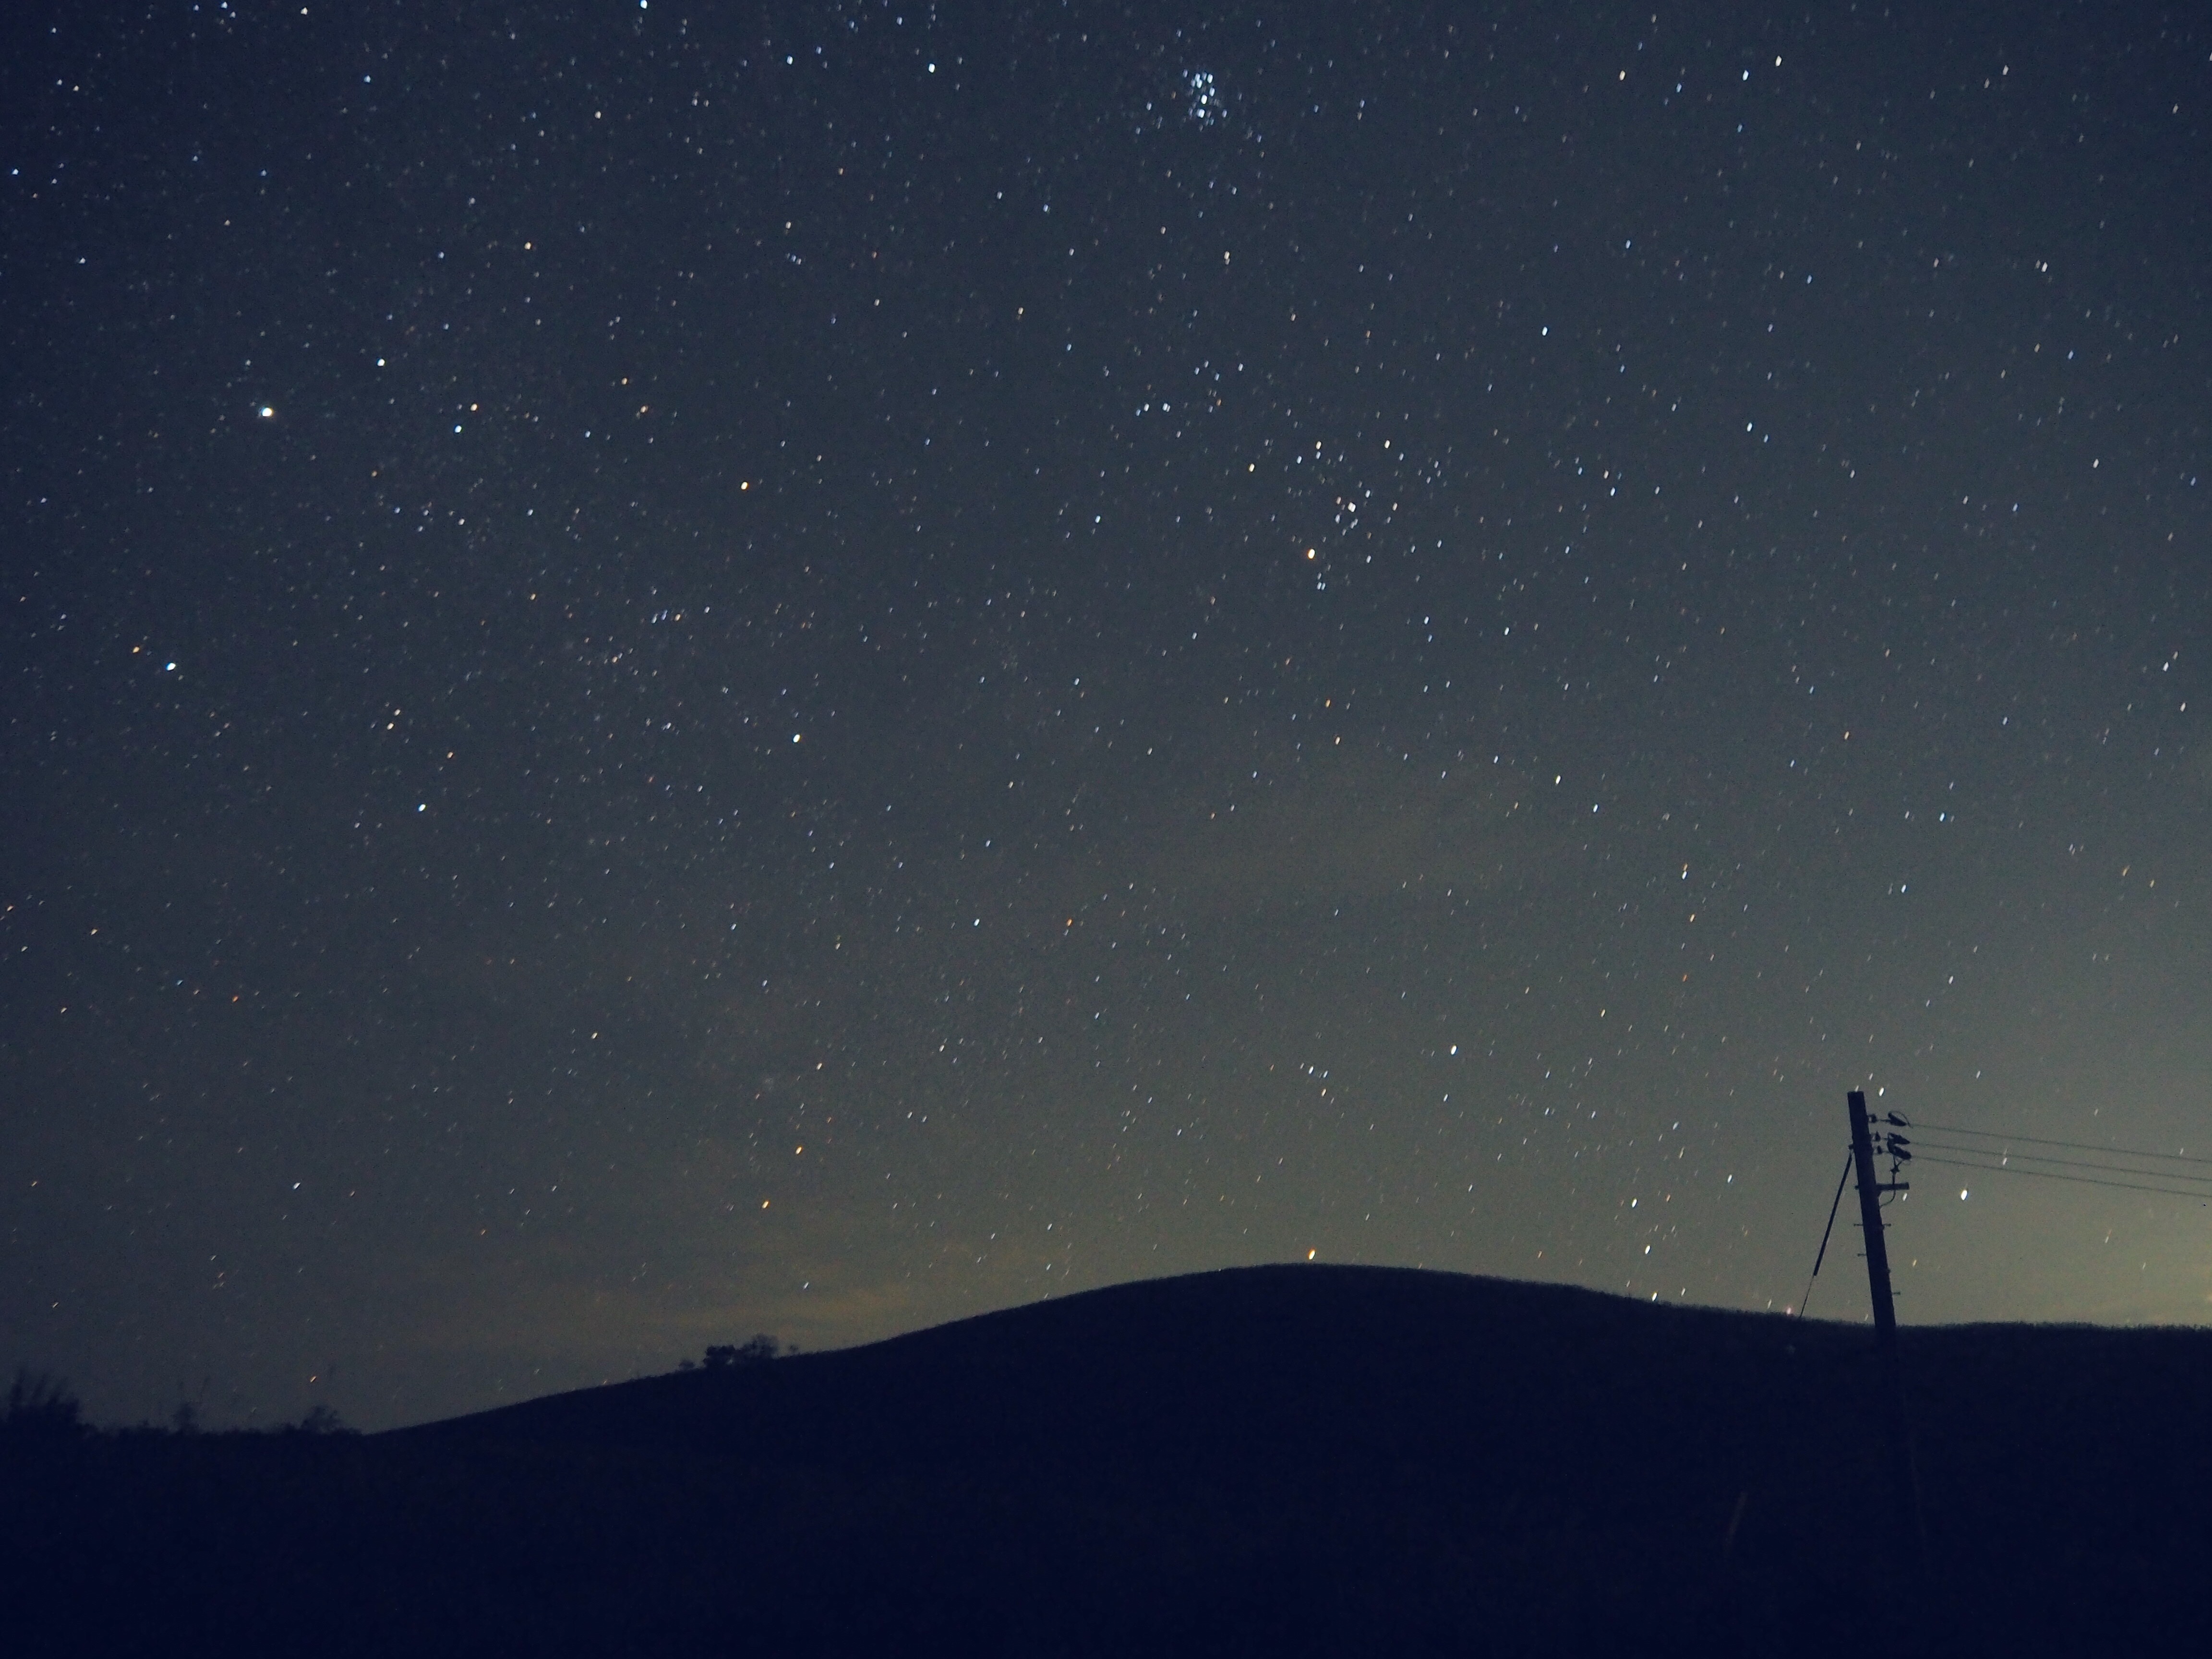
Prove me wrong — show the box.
[284,1403,357,1436]
[5,1269,2209,1656]
[2,1369,81,1441]
[701,1334,783,1370]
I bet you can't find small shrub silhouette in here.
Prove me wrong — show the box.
[701,1335,781,1370]
[2,1369,81,1439]
[287,1403,355,1436]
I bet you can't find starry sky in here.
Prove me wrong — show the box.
[4,0,2208,1431]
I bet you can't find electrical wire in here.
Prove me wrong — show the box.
[1908,1138,2212,1187]
[1905,1120,2212,1167]
[1913,1152,2212,1202]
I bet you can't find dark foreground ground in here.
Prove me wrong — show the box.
[6,1264,2209,1656]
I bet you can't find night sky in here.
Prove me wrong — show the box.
[5,1,2208,1431]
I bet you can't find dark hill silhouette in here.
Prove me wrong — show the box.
[8,1264,2211,1657]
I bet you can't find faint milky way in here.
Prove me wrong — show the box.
[2,1,2208,1430]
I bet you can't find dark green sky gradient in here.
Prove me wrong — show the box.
[4,0,2208,1428]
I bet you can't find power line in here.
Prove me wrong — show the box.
[1913,1152,2212,1202]
[1906,1119,2212,1167]
[1909,1138,2212,1187]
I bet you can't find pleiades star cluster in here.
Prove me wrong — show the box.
[3,0,2206,1429]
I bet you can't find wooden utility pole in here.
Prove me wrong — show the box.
[1847,1088,1923,1566]
[1846,1090,1901,1346]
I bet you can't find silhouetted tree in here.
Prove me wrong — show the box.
[702,1334,781,1370]
[2,1369,81,1439]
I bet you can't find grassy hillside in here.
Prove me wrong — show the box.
[7,1265,2208,1656]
